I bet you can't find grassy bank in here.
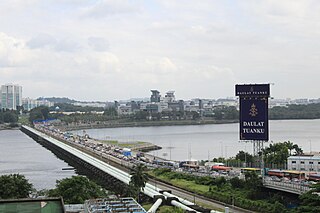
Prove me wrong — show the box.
[149,168,288,213]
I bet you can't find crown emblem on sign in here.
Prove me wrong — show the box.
[249,103,258,117]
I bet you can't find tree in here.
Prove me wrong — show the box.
[297,183,320,212]
[292,144,303,155]
[284,141,294,156]
[132,111,148,121]
[235,151,254,164]
[29,106,50,123]
[262,142,303,167]
[0,174,33,199]
[103,107,118,117]
[129,163,149,201]
[3,111,18,123]
[229,177,245,189]
[244,171,262,191]
[48,176,106,204]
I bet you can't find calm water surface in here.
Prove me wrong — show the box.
[79,120,320,161]
[0,130,75,190]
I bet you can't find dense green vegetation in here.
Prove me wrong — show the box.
[235,151,254,164]
[48,176,107,204]
[269,103,320,120]
[212,142,303,168]
[23,102,320,127]
[129,164,149,201]
[0,109,18,124]
[262,141,303,168]
[150,168,288,213]
[296,183,320,213]
[50,103,104,112]
[29,106,50,123]
[0,174,33,199]
[39,97,76,104]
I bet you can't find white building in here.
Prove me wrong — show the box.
[73,102,106,108]
[22,98,54,111]
[117,105,132,115]
[163,91,175,103]
[156,102,168,112]
[1,84,22,110]
[287,155,320,172]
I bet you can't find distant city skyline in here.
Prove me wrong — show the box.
[2,82,319,103]
[1,1,320,101]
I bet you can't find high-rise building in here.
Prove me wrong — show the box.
[1,84,22,110]
[150,90,161,102]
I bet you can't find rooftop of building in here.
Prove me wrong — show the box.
[0,197,65,213]
[288,154,320,160]
[84,197,146,213]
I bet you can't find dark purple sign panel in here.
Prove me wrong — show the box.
[235,84,270,97]
[240,98,268,141]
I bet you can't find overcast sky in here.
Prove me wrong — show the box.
[0,0,320,101]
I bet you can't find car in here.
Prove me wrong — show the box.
[281,177,290,183]
[264,176,272,181]
[271,176,281,182]
[292,178,300,183]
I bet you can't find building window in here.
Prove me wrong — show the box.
[309,168,314,171]
[292,168,296,170]
[309,162,314,164]
[301,168,305,171]
[318,162,320,164]
[292,161,296,164]
[301,161,305,164]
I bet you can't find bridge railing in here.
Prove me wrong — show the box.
[263,179,310,194]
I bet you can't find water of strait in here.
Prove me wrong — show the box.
[78,119,320,161]
[1,119,319,189]
[0,130,75,190]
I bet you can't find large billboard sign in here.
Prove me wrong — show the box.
[239,98,268,141]
[236,84,270,141]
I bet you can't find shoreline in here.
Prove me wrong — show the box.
[56,119,238,131]
[56,118,320,132]
[0,126,20,131]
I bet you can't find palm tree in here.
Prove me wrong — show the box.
[129,163,149,201]
[293,144,303,155]
[284,141,294,156]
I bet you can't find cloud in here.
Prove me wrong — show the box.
[0,32,33,67]
[81,0,142,18]
[1,1,320,100]
[27,34,81,52]
[54,39,81,52]
[27,34,57,49]
[88,37,110,52]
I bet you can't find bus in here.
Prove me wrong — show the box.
[267,169,305,180]
[212,165,232,172]
[308,173,320,181]
[240,168,261,175]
